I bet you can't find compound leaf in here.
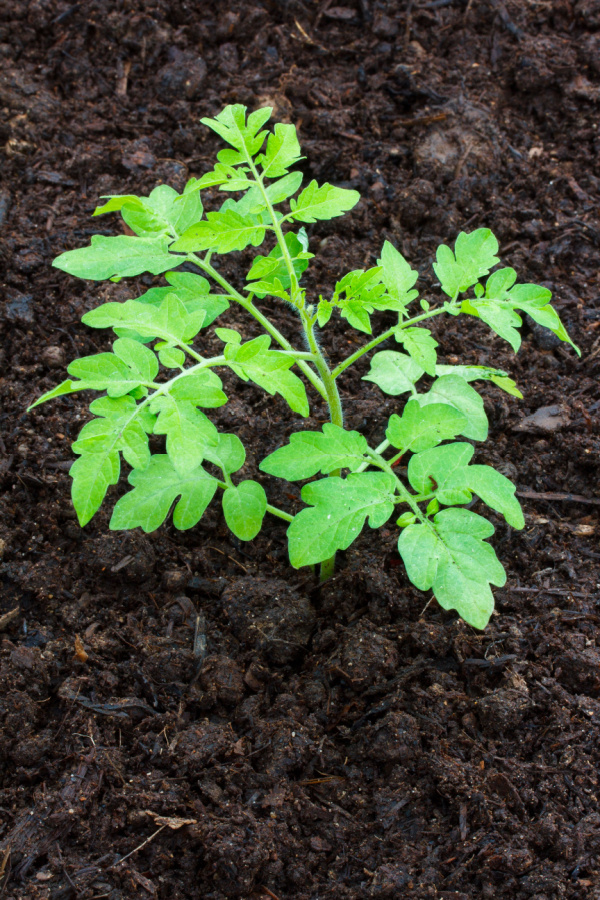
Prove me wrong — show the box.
[201,104,272,158]
[260,424,369,481]
[287,180,360,223]
[407,442,524,527]
[395,327,438,376]
[417,374,488,441]
[398,507,505,629]
[386,401,467,454]
[110,455,218,532]
[287,472,396,567]
[53,235,177,281]
[433,229,500,297]
[172,209,267,254]
[363,351,424,395]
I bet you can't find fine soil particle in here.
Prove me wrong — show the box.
[1,1,600,898]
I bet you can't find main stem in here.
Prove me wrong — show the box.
[249,161,344,582]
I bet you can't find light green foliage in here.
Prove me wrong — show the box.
[246,229,312,299]
[363,351,423,395]
[222,480,267,540]
[111,456,218,532]
[32,103,578,632]
[288,180,360,223]
[416,374,488,442]
[386,401,467,454]
[378,241,419,308]
[433,229,500,297]
[398,509,505,630]
[223,334,309,416]
[260,424,369,480]
[394,327,438,376]
[287,473,396,567]
[407,442,524,528]
[54,235,177,281]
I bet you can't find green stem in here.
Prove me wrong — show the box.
[366,448,432,528]
[186,252,327,401]
[332,306,448,379]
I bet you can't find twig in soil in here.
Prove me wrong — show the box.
[206,545,249,572]
[109,825,166,869]
[0,848,11,894]
[0,607,19,632]
[260,888,282,900]
[517,490,600,506]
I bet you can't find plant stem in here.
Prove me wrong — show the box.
[250,160,345,582]
[186,252,327,401]
[332,306,448,379]
[366,448,432,528]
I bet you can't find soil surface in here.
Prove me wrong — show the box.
[1,1,600,898]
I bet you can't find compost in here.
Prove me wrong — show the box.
[1,1,600,897]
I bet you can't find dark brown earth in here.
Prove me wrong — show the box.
[1,1,600,898]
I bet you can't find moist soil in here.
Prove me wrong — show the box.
[1,1,600,898]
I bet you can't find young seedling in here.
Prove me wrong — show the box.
[31,104,579,629]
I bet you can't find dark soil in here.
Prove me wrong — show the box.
[1,1,600,897]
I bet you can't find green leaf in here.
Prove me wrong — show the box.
[407,442,524,528]
[222,480,267,541]
[70,451,120,528]
[417,374,488,441]
[287,180,360,223]
[395,327,438,376]
[28,379,87,410]
[204,433,246,475]
[53,235,177,281]
[215,327,242,345]
[246,230,312,299]
[287,472,396,567]
[83,293,207,347]
[110,455,218,532]
[435,364,523,399]
[398,507,505,629]
[433,229,500,297]
[408,442,474,506]
[397,511,417,527]
[265,170,303,204]
[260,424,369,480]
[172,209,267,254]
[67,353,145,398]
[151,394,218,474]
[386,401,467,453]
[169,368,227,408]
[158,346,186,368]
[258,123,303,178]
[462,464,525,529]
[201,104,272,158]
[461,298,522,353]
[225,335,309,416]
[317,298,334,328]
[113,338,159,384]
[378,241,419,308]
[363,351,424,396]
[94,186,203,237]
